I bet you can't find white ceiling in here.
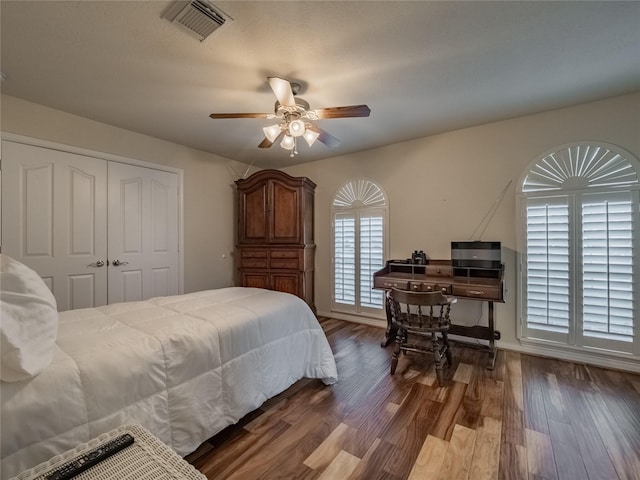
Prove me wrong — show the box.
[2,1,639,168]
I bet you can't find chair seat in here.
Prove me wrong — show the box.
[388,288,455,386]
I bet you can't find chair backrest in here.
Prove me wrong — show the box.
[389,288,454,329]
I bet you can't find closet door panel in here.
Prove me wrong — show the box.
[108,162,179,303]
[1,141,108,311]
[23,163,54,256]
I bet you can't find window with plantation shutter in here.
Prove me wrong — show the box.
[518,142,639,356]
[581,193,635,347]
[332,179,388,315]
[525,198,570,336]
[334,213,356,305]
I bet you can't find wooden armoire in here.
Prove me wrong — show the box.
[235,169,316,312]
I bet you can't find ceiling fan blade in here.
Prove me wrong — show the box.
[258,131,283,148]
[209,113,271,119]
[313,105,371,119]
[309,126,341,149]
[268,77,296,107]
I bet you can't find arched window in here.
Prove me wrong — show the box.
[332,178,388,315]
[517,142,639,355]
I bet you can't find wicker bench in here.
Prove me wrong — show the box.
[10,425,205,480]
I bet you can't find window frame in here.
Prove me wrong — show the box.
[516,142,640,357]
[331,178,389,317]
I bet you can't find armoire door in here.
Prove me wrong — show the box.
[107,162,179,303]
[269,178,301,244]
[1,141,108,311]
[237,181,268,244]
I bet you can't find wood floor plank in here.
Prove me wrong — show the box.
[186,319,639,480]
[579,388,640,480]
[480,377,504,420]
[407,435,449,480]
[547,419,588,480]
[317,450,361,480]
[525,428,558,480]
[428,381,467,441]
[382,398,443,479]
[194,420,291,479]
[470,416,502,480]
[502,351,525,446]
[455,353,485,430]
[453,362,474,384]
[588,366,640,457]
[521,355,550,435]
[437,423,477,480]
[381,382,433,446]
[225,411,337,480]
[304,423,357,472]
[540,373,569,424]
[347,438,402,480]
[498,442,528,480]
[557,375,619,480]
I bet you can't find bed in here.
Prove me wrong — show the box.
[0,255,338,478]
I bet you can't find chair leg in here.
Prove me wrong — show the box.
[390,329,403,375]
[443,332,452,367]
[432,332,446,386]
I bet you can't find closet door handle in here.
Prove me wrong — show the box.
[112,260,129,266]
[88,260,105,268]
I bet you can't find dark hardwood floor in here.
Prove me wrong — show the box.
[186,318,640,480]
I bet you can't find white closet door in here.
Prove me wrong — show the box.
[1,141,108,311]
[107,162,179,303]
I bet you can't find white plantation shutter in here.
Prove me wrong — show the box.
[519,142,639,356]
[332,179,388,314]
[334,213,356,305]
[581,193,635,349]
[524,198,570,337]
[359,213,384,308]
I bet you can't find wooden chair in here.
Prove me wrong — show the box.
[388,288,455,386]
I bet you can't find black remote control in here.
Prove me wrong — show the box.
[46,433,135,480]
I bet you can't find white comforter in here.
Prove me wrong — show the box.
[0,287,337,478]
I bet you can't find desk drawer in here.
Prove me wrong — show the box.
[425,265,452,277]
[409,281,452,294]
[452,285,502,301]
[375,278,409,290]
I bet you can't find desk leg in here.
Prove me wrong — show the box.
[487,301,497,370]
[381,291,397,347]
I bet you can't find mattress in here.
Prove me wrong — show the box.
[1,287,338,478]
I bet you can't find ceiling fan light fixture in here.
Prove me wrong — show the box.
[303,128,320,147]
[263,124,281,143]
[280,134,295,150]
[288,119,306,137]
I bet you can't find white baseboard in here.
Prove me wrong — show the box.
[317,310,386,330]
[320,312,640,374]
[498,340,640,374]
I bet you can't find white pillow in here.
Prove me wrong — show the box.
[1,254,58,382]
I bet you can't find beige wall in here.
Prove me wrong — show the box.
[283,91,640,349]
[1,94,241,294]
[3,92,639,351]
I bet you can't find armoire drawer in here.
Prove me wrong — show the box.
[270,250,302,269]
[241,249,268,268]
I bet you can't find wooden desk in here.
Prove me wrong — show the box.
[373,260,504,369]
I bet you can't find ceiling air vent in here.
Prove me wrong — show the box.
[167,1,231,41]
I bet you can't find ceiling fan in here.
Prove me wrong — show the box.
[209,77,371,156]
